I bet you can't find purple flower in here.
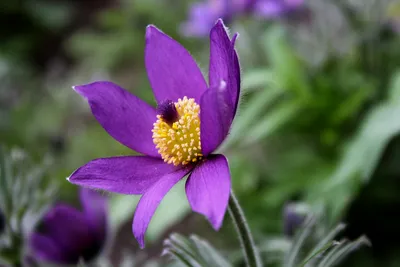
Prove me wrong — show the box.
[182,0,305,37]
[283,202,307,237]
[254,0,304,19]
[181,0,253,37]
[68,19,240,248]
[29,188,108,264]
[387,2,400,34]
[391,20,400,33]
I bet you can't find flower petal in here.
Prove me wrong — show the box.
[200,82,232,156]
[209,19,240,118]
[185,155,231,230]
[132,167,190,248]
[231,33,241,115]
[40,205,93,262]
[80,188,108,241]
[145,25,207,103]
[73,81,159,157]
[30,234,68,264]
[69,156,182,195]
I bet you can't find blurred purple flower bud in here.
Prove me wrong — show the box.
[23,255,39,267]
[255,0,303,18]
[283,202,308,237]
[181,0,230,37]
[387,2,400,34]
[29,188,108,265]
[181,0,306,37]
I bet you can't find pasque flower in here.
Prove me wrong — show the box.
[29,188,108,264]
[182,0,305,37]
[181,0,252,37]
[68,19,240,248]
[283,202,307,237]
[387,1,400,33]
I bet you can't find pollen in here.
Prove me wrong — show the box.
[152,97,202,166]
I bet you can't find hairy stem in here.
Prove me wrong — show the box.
[228,190,262,267]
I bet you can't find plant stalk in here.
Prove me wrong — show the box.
[228,190,262,267]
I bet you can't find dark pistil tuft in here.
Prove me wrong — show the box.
[157,99,179,125]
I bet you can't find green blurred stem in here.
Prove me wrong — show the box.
[228,190,262,267]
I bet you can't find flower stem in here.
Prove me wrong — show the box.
[228,190,262,267]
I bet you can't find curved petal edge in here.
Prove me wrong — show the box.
[73,81,159,157]
[132,167,190,248]
[68,156,182,195]
[185,154,231,230]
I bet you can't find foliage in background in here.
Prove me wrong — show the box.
[0,0,400,266]
[164,212,370,267]
[0,147,56,266]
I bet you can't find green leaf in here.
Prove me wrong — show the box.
[0,148,56,265]
[304,223,346,263]
[388,70,400,103]
[328,103,400,189]
[316,240,348,267]
[317,236,370,267]
[263,27,310,100]
[241,69,278,93]
[243,100,301,145]
[167,234,201,265]
[284,217,316,267]
[300,241,339,267]
[163,233,231,267]
[222,86,283,149]
[190,235,231,267]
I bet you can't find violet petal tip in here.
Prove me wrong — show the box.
[232,33,239,42]
[215,18,224,26]
[212,220,223,231]
[146,25,161,40]
[136,234,145,249]
[72,84,83,93]
[71,84,88,99]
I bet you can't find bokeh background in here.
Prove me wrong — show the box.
[1,0,400,266]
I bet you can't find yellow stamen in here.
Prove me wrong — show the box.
[152,97,202,166]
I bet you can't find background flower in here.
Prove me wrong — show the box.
[254,0,305,19]
[29,188,108,265]
[282,202,308,237]
[181,0,306,37]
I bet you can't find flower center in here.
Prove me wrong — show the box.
[152,97,202,166]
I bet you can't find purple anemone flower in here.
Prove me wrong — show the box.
[182,0,305,37]
[67,19,240,248]
[254,0,304,19]
[181,0,253,37]
[29,188,108,264]
[283,202,307,237]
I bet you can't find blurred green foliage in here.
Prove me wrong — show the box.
[1,0,400,266]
